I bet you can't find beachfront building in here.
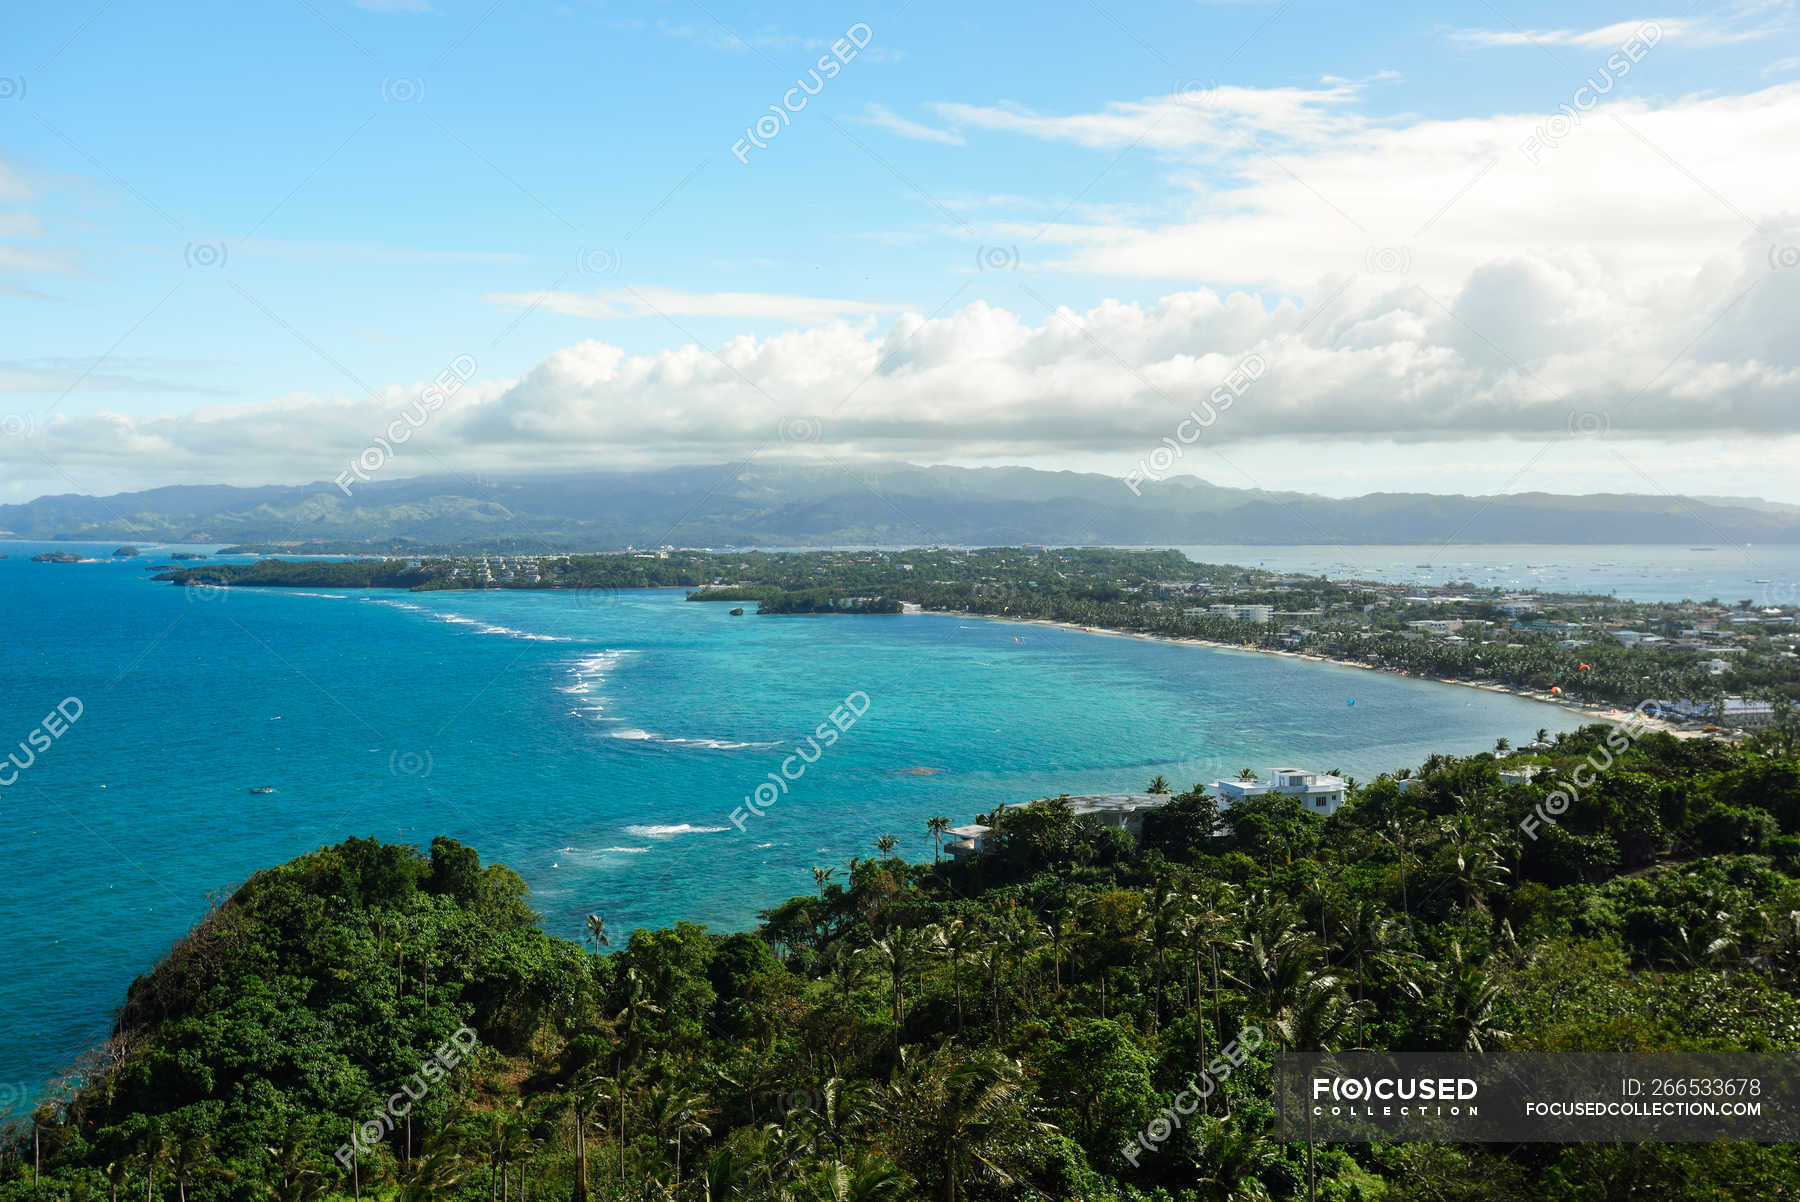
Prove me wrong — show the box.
[944,792,1179,860]
[1498,765,1545,786]
[1209,603,1274,623]
[1651,697,1778,730]
[1212,768,1349,817]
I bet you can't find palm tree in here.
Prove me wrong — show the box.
[930,918,982,1033]
[812,865,838,895]
[1237,768,1260,782]
[874,833,899,857]
[167,1128,228,1202]
[1038,907,1077,996]
[1147,774,1171,793]
[560,1072,606,1202]
[889,1047,1047,1202]
[486,1100,538,1202]
[1193,1116,1278,1202]
[584,912,609,954]
[264,1119,325,1202]
[926,816,951,863]
[806,1152,913,1201]
[861,926,934,1030]
[643,1081,712,1189]
[1494,737,1511,754]
[1411,942,1511,1051]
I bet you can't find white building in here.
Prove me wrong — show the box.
[1498,765,1544,786]
[1209,603,1273,623]
[1212,768,1348,817]
[944,792,1179,859]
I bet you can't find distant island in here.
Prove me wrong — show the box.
[30,551,89,564]
[152,548,1800,719]
[6,724,1798,1198]
[10,462,1800,548]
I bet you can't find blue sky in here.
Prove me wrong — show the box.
[5,0,1800,502]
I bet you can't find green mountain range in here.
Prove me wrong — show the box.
[4,464,1794,550]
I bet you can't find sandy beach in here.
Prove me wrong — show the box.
[927,607,1684,735]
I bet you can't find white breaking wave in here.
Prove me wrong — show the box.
[598,845,652,854]
[623,823,729,837]
[605,727,777,750]
[562,650,638,720]
[361,597,573,642]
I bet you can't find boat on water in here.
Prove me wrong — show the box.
[249,786,275,795]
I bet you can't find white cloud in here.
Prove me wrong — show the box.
[10,82,1800,502]
[862,103,965,145]
[483,285,905,324]
[1767,55,1800,75]
[926,80,1371,154]
[1451,15,1782,49]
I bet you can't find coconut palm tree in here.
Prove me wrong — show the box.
[874,833,899,857]
[1410,942,1511,1051]
[1237,768,1260,782]
[930,918,983,1033]
[584,912,609,954]
[805,1152,913,1201]
[559,1072,606,1201]
[925,816,951,863]
[812,865,838,895]
[643,1081,712,1189]
[1192,1116,1278,1202]
[860,926,934,1030]
[1147,774,1171,793]
[1494,737,1511,754]
[264,1119,325,1202]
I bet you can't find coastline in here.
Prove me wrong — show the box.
[927,607,1676,733]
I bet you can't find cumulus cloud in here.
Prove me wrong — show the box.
[7,81,1800,499]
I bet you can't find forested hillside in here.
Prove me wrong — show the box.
[6,727,1800,1200]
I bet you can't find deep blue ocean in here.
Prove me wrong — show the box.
[1,542,1586,1114]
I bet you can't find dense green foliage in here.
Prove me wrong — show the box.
[7,728,1800,1200]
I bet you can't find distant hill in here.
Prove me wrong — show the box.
[5,463,1797,549]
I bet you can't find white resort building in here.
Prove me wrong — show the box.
[944,793,1174,860]
[1212,768,1349,817]
[945,769,1350,859]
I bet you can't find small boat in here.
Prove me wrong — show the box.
[249,786,276,795]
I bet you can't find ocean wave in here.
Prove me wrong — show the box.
[362,597,573,642]
[286,591,351,600]
[563,650,637,719]
[623,823,728,837]
[604,728,776,750]
[598,845,652,854]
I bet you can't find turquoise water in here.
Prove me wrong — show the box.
[0,542,1572,1112]
[1175,543,1800,604]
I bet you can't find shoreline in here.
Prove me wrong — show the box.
[927,607,1679,734]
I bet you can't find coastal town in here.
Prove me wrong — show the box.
[151,547,1800,730]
